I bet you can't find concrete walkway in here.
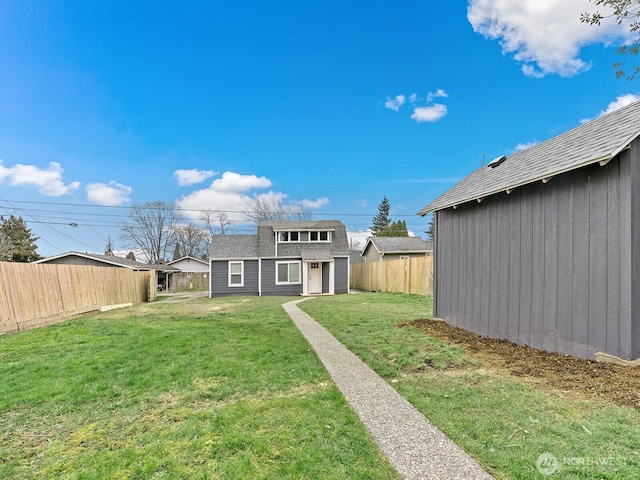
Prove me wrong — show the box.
[283,299,494,480]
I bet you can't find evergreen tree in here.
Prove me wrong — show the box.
[371,196,391,235]
[426,215,434,241]
[378,219,409,237]
[172,243,182,261]
[0,215,41,262]
[104,236,115,255]
[0,231,12,261]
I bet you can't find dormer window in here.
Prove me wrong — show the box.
[276,230,331,242]
[278,231,299,242]
[309,231,330,242]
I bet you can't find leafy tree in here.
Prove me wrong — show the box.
[0,215,41,262]
[581,0,640,79]
[119,201,183,264]
[371,196,391,235]
[0,231,12,261]
[378,219,409,237]
[243,196,311,223]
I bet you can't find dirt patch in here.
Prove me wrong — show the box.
[398,319,640,411]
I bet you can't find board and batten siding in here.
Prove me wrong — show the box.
[210,260,259,296]
[434,149,635,360]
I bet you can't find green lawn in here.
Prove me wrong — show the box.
[0,296,398,479]
[4,292,639,479]
[300,293,640,480]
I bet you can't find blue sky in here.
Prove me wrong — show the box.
[1,0,638,257]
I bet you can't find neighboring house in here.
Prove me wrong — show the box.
[34,251,156,270]
[167,256,209,273]
[209,220,350,297]
[360,236,432,262]
[418,100,640,361]
[34,251,179,289]
[166,256,209,290]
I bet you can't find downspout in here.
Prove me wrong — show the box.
[258,258,262,296]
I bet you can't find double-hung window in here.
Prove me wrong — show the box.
[276,261,301,284]
[228,261,244,287]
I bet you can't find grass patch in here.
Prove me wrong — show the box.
[300,293,640,479]
[0,296,398,479]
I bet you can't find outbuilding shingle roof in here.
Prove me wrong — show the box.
[418,100,640,215]
[34,251,175,270]
[363,236,431,255]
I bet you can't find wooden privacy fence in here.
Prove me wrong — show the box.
[170,272,208,291]
[0,262,153,334]
[350,256,433,296]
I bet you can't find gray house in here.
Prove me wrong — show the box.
[209,220,350,297]
[418,100,640,361]
[361,236,432,262]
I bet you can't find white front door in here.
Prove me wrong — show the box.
[309,262,322,294]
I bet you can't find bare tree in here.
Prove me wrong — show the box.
[199,209,232,236]
[243,196,311,223]
[119,201,183,264]
[0,231,12,261]
[172,223,209,259]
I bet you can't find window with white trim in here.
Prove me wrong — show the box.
[308,231,330,242]
[276,261,301,284]
[228,261,244,287]
[277,231,299,242]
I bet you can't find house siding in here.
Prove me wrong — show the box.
[434,150,634,360]
[169,258,209,273]
[260,258,303,296]
[334,257,349,293]
[210,260,259,296]
[630,139,640,360]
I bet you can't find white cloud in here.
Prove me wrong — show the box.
[211,171,272,192]
[0,160,80,196]
[600,93,640,115]
[86,181,132,206]
[384,94,406,111]
[411,104,448,123]
[580,93,640,123]
[174,168,216,186]
[297,197,329,210]
[427,89,448,102]
[514,141,538,152]
[467,0,628,77]
[176,171,326,223]
[408,93,418,103]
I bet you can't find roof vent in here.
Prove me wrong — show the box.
[487,155,507,168]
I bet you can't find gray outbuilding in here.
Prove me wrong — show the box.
[418,100,640,361]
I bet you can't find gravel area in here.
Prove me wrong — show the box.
[283,299,494,480]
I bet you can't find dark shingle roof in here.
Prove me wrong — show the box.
[418,100,640,214]
[210,235,259,259]
[364,236,431,254]
[258,220,344,230]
